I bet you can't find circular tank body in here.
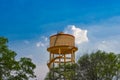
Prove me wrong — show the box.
[50,32,75,47]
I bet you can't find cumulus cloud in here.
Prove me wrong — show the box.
[36,41,45,47]
[65,25,88,45]
[36,36,48,47]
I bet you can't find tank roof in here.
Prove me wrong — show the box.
[50,32,74,38]
[58,32,64,34]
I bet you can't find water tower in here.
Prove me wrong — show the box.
[47,32,78,79]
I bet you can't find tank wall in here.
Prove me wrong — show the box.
[50,34,75,47]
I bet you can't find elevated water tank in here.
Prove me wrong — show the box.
[47,32,78,69]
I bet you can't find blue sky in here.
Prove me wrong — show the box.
[1,0,120,40]
[0,0,120,79]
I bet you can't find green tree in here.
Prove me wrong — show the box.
[0,37,36,80]
[77,50,120,80]
[45,50,120,80]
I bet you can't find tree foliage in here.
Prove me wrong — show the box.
[77,50,120,80]
[45,50,120,80]
[0,37,36,80]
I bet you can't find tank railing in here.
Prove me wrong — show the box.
[47,45,76,48]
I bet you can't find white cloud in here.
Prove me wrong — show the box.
[65,25,88,45]
[36,41,45,47]
[36,36,48,47]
